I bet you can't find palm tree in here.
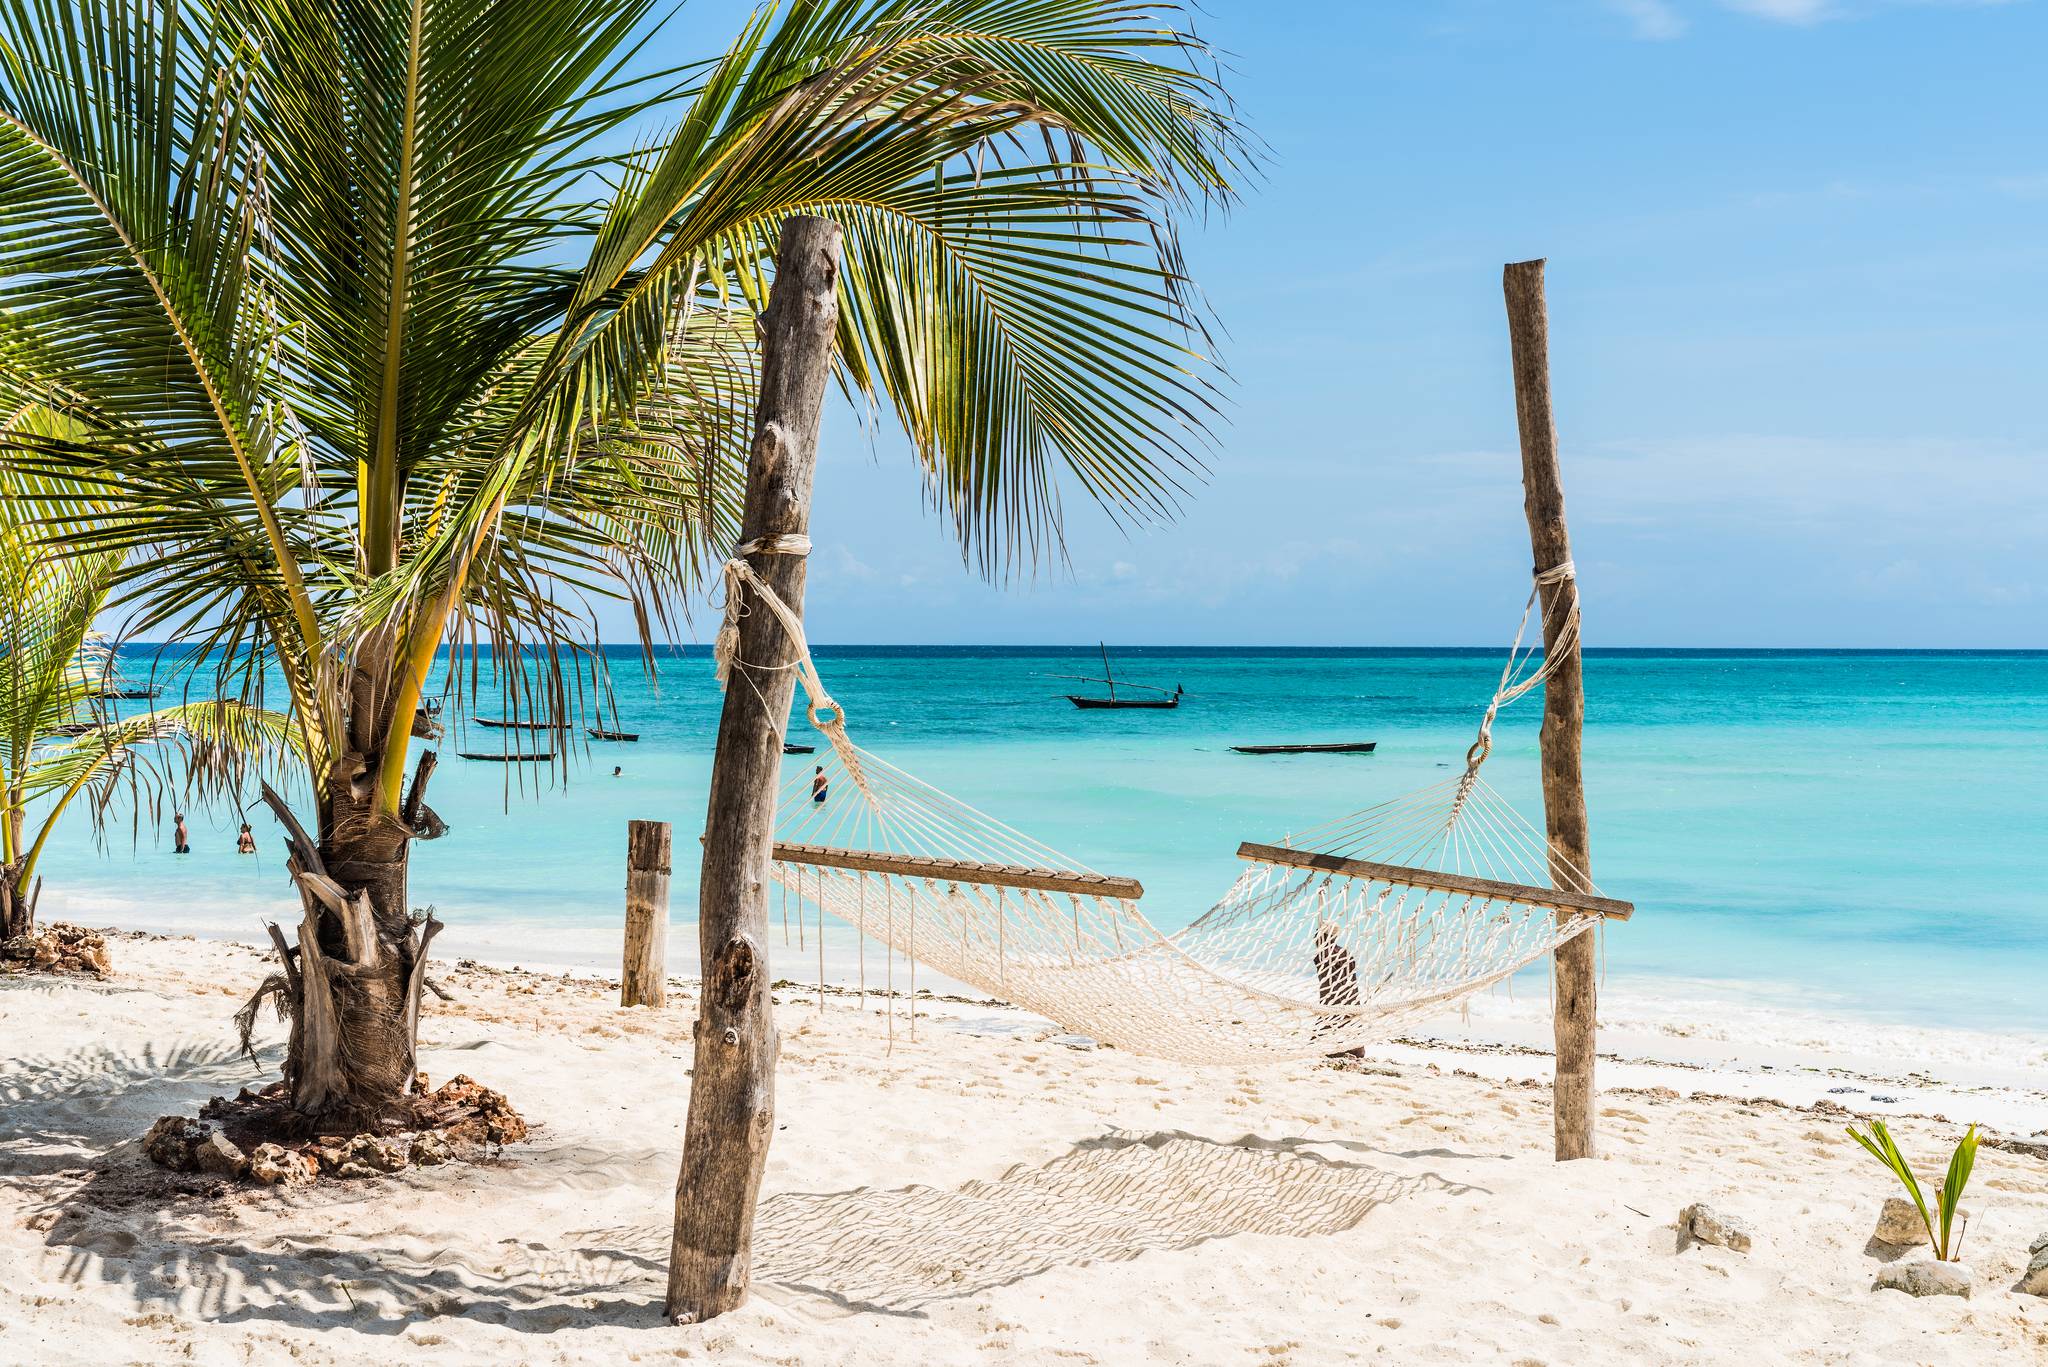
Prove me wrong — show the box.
[1,410,293,941]
[0,0,1241,1126]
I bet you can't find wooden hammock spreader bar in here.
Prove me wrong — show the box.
[1237,842,1633,921]
[772,842,1144,900]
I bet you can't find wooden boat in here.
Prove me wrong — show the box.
[476,716,565,731]
[1230,741,1378,756]
[1069,694,1179,710]
[95,687,158,700]
[458,750,556,762]
[1053,644,1183,710]
[783,742,815,755]
[588,728,639,742]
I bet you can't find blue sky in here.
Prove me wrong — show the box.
[700,0,2042,648]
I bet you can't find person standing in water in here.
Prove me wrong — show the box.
[236,823,256,854]
[812,765,828,803]
[173,812,190,854]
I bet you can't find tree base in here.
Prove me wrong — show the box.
[0,921,111,978]
[141,1073,526,1187]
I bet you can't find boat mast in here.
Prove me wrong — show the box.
[1099,642,1116,701]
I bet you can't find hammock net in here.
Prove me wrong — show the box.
[724,555,1630,1066]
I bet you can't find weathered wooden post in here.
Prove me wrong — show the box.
[622,820,671,1008]
[665,215,843,1323]
[1502,258,1598,1162]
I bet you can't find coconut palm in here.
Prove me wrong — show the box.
[1,410,294,941]
[0,0,1241,1125]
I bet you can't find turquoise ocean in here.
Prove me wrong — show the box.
[32,647,2048,1036]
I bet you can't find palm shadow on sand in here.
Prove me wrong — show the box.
[3,1034,1478,1331]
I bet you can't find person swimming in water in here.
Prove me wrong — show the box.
[236,823,256,854]
[811,765,828,803]
[612,765,622,777]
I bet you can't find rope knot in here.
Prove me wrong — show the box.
[713,537,813,692]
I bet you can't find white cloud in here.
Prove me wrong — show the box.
[1721,0,2021,24]
[1722,0,1838,22]
[1607,0,1690,38]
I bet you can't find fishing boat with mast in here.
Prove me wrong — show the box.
[1052,644,1183,710]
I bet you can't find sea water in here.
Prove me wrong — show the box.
[31,648,2048,1036]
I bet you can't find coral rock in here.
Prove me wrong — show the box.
[192,1130,249,1178]
[1873,1197,1929,1247]
[1680,1203,1753,1253]
[2020,1233,2048,1297]
[333,1134,410,1179]
[0,922,110,977]
[410,1130,455,1166]
[433,1074,527,1145]
[1873,1259,1973,1298]
[141,1116,209,1172]
[247,1143,314,1187]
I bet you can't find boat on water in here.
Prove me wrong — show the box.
[458,750,556,762]
[1230,741,1378,755]
[476,717,566,731]
[589,728,639,742]
[783,742,815,755]
[1051,644,1183,710]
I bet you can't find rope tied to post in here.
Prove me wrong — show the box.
[1451,561,1582,815]
[711,534,812,691]
[712,538,869,797]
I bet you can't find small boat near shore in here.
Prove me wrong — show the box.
[476,717,565,731]
[1051,644,1183,710]
[1231,741,1378,755]
[588,728,639,742]
[458,750,556,762]
[783,742,815,755]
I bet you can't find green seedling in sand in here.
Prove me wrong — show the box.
[1847,1118,1978,1260]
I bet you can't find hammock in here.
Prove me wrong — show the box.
[717,550,1630,1066]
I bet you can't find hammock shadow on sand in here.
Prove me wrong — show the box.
[747,1129,1476,1317]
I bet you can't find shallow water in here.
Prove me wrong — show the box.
[33,646,2048,1035]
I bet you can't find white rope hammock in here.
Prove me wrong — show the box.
[714,548,1630,1066]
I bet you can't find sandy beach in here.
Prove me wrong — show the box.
[3,932,2045,1366]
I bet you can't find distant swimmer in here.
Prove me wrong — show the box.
[612,765,623,777]
[173,812,190,855]
[236,823,256,854]
[812,765,828,803]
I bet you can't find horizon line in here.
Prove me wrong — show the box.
[104,641,2048,654]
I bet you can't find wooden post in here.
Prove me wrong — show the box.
[665,215,843,1323]
[1502,258,1598,1162]
[622,820,671,1008]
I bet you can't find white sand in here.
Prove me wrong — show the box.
[4,933,2047,1366]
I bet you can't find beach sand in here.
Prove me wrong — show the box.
[4,933,2046,1366]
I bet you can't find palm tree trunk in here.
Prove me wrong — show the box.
[0,860,29,941]
[261,783,440,1130]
